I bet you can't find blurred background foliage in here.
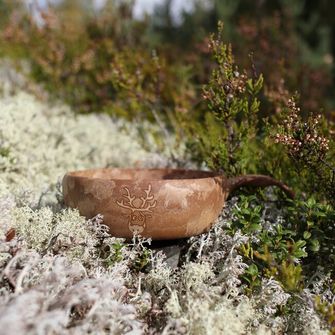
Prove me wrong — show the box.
[1,0,335,116]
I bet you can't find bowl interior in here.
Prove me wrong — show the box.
[67,168,219,181]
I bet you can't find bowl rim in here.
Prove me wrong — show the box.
[64,167,224,183]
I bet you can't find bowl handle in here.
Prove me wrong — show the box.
[226,174,295,199]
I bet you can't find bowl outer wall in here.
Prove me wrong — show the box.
[62,172,227,240]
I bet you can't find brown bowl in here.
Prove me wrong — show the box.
[62,168,294,240]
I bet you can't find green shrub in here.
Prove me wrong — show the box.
[272,96,335,204]
[228,194,335,293]
[183,22,265,176]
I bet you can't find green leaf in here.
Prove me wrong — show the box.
[303,231,311,239]
[249,223,261,232]
[247,263,259,276]
[246,79,254,93]
[295,240,306,248]
[254,74,264,94]
[306,198,316,208]
[307,220,314,228]
[310,239,320,252]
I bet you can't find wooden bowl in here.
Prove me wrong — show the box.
[62,168,293,240]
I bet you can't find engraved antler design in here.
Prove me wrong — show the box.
[116,187,136,211]
[117,185,157,213]
[140,184,157,212]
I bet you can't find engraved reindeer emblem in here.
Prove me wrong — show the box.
[116,184,157,234]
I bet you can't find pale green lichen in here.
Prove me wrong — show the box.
[0,91,151,206]
[13,206,55,252]
[181,261,214,291]
[0,84,188,210]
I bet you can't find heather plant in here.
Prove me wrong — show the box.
[184,21,335,206]
[185,22,264,176]
[273,96,335,203]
